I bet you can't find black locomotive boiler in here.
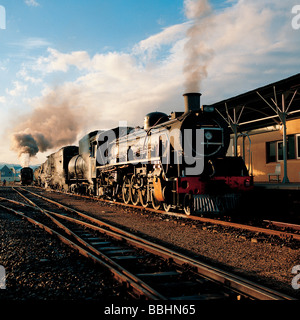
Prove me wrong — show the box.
[35,93,253,215]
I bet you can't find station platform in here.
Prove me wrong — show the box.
[241,182,300,222]
[254,182,300,191]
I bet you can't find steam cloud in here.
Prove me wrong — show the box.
[183,0,214,92]
[10,89,82,166]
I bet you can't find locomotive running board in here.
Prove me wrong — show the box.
[193,194,240,214]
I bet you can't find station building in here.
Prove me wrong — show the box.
[209,73,300,184]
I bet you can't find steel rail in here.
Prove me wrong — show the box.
[263,220,300,232]
[46,209,296,300]
[0,200,163,300]
[15,187,296,300]
[31,186,300,241]
[101,199,300,241]
[9,188,166,300]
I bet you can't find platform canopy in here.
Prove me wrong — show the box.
[208,73,300,131]
[208,73,300,183]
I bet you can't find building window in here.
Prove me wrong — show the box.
[277,141,283,161]
[266,135,296,163]
[297,134,300,159]
[266,141,276,163]
[288,135,296,159]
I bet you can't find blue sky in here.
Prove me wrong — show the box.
[1,0,183,98]
[0,0,299,164]
[2,0,185,53]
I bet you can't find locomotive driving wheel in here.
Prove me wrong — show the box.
[162,187,171,212]
[183,193,193,215]
[122,176,131,204]
[162,202,171,212]
[151,189,161,210]
[139,185,149,208]
[130,175,140,205]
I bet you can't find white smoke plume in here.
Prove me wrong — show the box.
[183,0,214,92]
[19,152,30,168]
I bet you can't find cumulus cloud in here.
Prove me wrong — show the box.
[133,23,188,60]
[9,0,300,163]
[36,48,91,73]
[201,0,300,100]
[6,81,28,97]
[25,0,40,7]
[34,1,298,110]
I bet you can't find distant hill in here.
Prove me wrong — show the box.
[0,162,39,171]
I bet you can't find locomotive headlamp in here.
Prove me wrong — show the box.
[205,131,213,140]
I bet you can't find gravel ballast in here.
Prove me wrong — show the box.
[38,190,300,299]
[0,201,130,300]
[1,187,299,299]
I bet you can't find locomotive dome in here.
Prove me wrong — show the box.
[144,112,169,130]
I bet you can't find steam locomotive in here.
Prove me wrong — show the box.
[34,93,253,214]
[20,167,34,186]
[34,146,78,189]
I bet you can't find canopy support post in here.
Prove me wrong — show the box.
[256,88,299,184]
[281,93,289,183]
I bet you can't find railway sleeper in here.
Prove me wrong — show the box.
[136,271,181,280]
[85,237,103,241]
[154,280,232,300]
[90,241,112,246]
[136,271,183,285]
[97,246,124,251]
[110,255,146,262]
[171,293,230,300]
[104,249,135,255]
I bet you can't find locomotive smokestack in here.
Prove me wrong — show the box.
[183,92,201,113]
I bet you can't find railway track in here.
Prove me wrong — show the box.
[0,186,295,300]
[30,186,300,242]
